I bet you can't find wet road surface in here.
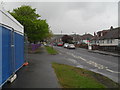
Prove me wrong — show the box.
[54,46,119,83]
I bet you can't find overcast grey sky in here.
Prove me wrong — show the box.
[3,1,118,35]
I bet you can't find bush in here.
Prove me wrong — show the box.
[75,43,88,49]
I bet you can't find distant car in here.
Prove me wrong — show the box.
[43,42,47,46]
[67,44,75,49]
[57,42,63,46]
[53,43,57,46]
[44,43,47,46]
[63,43,69,48]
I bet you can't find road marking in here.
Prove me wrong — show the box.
[86,60,104,69]
[59,53,62,55]
[106,69,120,74]
[57,49,120,74]
[65,52,106,70]
[67,58,78,65]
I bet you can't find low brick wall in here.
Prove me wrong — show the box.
[92,45,100,50]
[98,46,120,54]
[75,43,88,49]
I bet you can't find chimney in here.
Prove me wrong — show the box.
[94,32,96,36]
[110,26,113,30]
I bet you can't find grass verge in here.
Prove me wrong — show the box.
[45,46,58,55]
[52,63,120,88]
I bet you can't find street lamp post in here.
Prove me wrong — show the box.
[72,32,77,44]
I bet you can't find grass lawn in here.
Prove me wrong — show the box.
[52,63,119,88]
[45,46,58,55]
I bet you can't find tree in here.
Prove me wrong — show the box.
[62,35,73,43]
[9,5,51,43]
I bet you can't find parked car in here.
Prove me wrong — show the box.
[63,43,69,48]
[57,42,63,46]
[67,44,75,49]
[53,42,57,46]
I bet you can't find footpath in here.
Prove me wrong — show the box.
[3,46,60,88]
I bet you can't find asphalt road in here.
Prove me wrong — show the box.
[54,46,119,83]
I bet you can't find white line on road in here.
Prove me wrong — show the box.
[59,53,62,55]
[106,69,120,74]
[58,49,120,74]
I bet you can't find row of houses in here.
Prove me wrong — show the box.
[91,26,120,46]
[90,26,120,53]
[71,33,93,44]
[51,26,120,53]
[51,33,93,44]
[50,34,63,43]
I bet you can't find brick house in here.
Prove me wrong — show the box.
[98,27,120,52]
[81,33,93,44]
[91,26,120,53]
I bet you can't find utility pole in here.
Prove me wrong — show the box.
[61,30,62,35]
[72,32,76,43]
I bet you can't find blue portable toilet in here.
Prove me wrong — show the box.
[0,5,24,87]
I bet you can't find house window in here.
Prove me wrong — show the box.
[97,40,99,43]
[110,39,112,43]
[102,40,104,43]
[107,39,109,44]
[95,40,96,44]
[119,39,120,46]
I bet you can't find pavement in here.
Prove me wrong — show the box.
[3,46,61,88]
[3,46,79,88]
[88,49,120,57]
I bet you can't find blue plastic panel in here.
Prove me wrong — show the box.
[2,27,12,83]
[1,26,24,86]
[0,26,2,86]
[14,32,24,70]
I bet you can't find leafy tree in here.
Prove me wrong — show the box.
[9,5,51,43]
[62,35,73,43]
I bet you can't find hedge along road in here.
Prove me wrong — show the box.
[54,46,119,83]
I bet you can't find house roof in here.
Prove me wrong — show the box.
[91,35,100,40]
[70,34,83,40]
[81,34,93,40]
[51,34,63,41]
[97,30,109,34]
[99,27,120,39]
